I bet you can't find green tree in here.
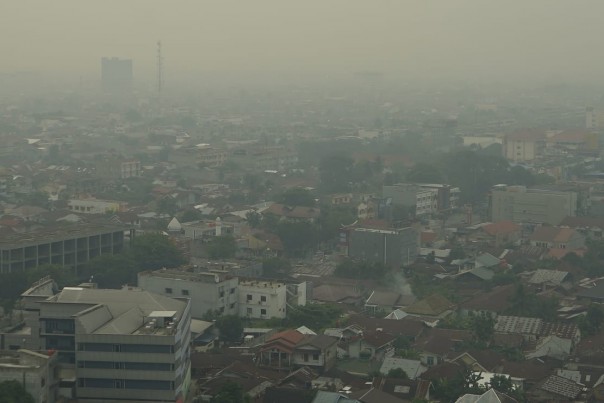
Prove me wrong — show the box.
[245,211,262,228]
[335,259,388,280]
[470,314,495,345]
[319,153,355,193]
[216,315,243,342]
[578,304,604,336]
[80,254,138,289]
[286,304,342,330]
[211,381,250,403]
[0,380,35,403]
[262,257,291,277]
[180,209,201,223]
[26,264,77,288]
[406,162,443,183]
[276,222,319,257]
[207,235,237,259]
[129,234,186,271]
[278,187,316,207]
[387,368,409,379]
[318,205,356,242]
[22,191,49,208]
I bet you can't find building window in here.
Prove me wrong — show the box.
[247,294,252,301]
[181,289,189,296]
[230,288,235,294]
[260,296,267,302]
[230,303,235,309]
[427,356,434,366]
[261,309,266,316]
[304,353,309,362]
[247,308,252,315]
[313,353,319,361]
[165,288,172,294]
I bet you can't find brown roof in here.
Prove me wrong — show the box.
[420,231,438,244]
[482,221,521,236]
[559,215,604,229]
[499,358,555,381]
[530,226,576,243]
[459,284,515,313]
[405,294,456,316]
[312,284,362,303]
[420,362,465,381]
[361,330,398,349]
[346,314,425,340]
[413,328,472,356]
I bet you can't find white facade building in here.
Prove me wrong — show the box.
[138,268,239,319]
[239,280,287,319]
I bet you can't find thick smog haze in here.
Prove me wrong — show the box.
[4,0,604,83]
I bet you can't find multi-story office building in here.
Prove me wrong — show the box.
[138,268,239,319]
[490,185,578,225]
[37,286,191,402]
[96,158,142,180]
[347,227,419,268]
[239,280,287,319]
[0,224,128,273]
[101,57,133,92]
[382,183,459,216]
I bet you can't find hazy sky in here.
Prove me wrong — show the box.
[4,1,604,82]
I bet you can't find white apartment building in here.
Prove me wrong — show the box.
[138,268,239,319]
[37,287,191,402]
[239,280,287,319]
[67,199,127,215]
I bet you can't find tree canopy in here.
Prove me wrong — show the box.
[0,380,35,403]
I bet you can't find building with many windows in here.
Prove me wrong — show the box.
[138,268,239,319]
[37,286,191,402]
[239,280,287,319]
[0,224,128,273]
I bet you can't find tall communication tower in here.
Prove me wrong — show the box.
[156,40,163,95]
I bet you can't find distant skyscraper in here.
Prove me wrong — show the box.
[101,57,133,92]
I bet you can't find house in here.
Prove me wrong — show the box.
[576,279,604,303]
[364,290,415,313]
[379,357,427,380]
[263,203,321,224]
[346,330,397,360]
[345,314,426,342]
[525,335,572,360]
[528,374,584,401]
[455,388,519,403]
[469,221,522,248]
[449,350,506,373]
[529,226,586,258]
[528,269,571,290]
[258,330,338,372]
[292,335,338,371]
[413,328,473,367]
[494,316,543,341]
[404,294,456,318]
[559,216,604,240]
[459,285,516,318]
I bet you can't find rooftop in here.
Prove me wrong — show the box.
[0,223,126,249]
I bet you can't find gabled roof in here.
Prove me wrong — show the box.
[379,357,426,380]
[460,285,515,313]
[456,388,518,403]
[530,226,577,243]
[481,221,521,236]
[559,215,604,229]
[405,294,455,316]
[536,374,583,399]
[528,269,569,286]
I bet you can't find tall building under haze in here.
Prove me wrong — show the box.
[101,57,133,92]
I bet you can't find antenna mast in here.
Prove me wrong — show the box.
[157,40,163,95]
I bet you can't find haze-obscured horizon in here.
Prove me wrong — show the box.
[4,0,604,86]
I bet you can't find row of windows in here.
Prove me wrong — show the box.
[78,378,174,390]
[77,361,174,371]
[78,343,174,353]
[165,288,189,296]
[246,294,267,302]
[247,308,267,316]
